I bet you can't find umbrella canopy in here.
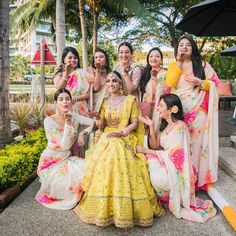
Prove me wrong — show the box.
[221,45,236,56]
[176,0,236,36]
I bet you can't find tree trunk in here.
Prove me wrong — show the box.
[78,0,88,69]
[0,0,13,148]
[56,0,66,66]
[92,7,98,53]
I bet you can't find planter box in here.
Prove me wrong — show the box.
[0,170,37,213]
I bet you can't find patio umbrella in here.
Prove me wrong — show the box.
[221,45,236,56]
[221,45,236,125]
[176,0,236,36]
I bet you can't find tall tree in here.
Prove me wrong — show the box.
[78,0,89,68]
[0,0,12,148]
[56,0,66,65]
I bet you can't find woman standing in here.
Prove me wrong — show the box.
[165,35,220,188]
[74,71,164,228]
[138,94,216,222]
[113,42,142,100]
[36,88,92,210]
[87,48,110,112]
[140,47,166,131]
[54,47,90,115]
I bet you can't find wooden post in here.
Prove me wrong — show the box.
[40,42,45,107]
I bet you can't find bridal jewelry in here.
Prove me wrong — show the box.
[107,96,123,126]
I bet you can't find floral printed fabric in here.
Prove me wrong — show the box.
[166,61,220,187]
[148,120,217,222]
[143,71,166,132]
[66,68,90,115]
[35,114,87,210]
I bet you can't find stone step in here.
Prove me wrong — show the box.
[219,146,236,181]
[219,135,236,148]
[213,168,236,210]
[230,135,236,148]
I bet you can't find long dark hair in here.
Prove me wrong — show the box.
[55,47,80,75]
[175,35,205,80]
[92,48,111,72]
[54,88,72,101]
[140,47,163,97]
[159,93,184,132]
[118,42,133,54]
[61,46,80,68]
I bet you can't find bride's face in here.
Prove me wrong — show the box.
[106,74,121,94]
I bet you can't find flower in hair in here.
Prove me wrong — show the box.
[171,105,179,114]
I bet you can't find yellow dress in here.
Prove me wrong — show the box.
[74,95,164,228]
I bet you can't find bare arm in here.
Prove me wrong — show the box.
[53,71,69,89]
[75,92,90,102]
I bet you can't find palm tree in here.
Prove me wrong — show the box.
[56,0,65,65]
[78,0,89,68]
[0,0,13,148]
[10,0,61,61]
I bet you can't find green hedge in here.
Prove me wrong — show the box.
[0,128,47,189]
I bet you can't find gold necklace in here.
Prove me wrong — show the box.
[107,96,122,126]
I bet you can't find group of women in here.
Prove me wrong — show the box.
[35,35,220,228]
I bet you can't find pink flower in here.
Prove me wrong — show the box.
[36,194,58,204]
[163,85,171,94]
[39,158,61,171]
[210,74,221,88]
[170,148,185,172]
[184,110,197,125]
[51,137,61,149]
[66,74,78,90]
[201,92,209,112]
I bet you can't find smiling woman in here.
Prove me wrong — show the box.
[74,71,164,228]
[113,42,142,100]
[165,35,220,188]
[53,47,90,115]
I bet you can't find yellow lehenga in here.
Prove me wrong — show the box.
[74,95,164,227]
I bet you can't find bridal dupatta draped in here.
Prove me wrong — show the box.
[74,95,164,227]
[148,121,217,222]
[165,61,220,187]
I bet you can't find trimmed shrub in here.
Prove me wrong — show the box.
[0,128,47,189]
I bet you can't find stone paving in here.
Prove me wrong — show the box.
[0,172,235,236]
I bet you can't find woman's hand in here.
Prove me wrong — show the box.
[138,115,153,127]
[151,69,158,78]
[87,110,101,119]
[64,113,72,125]
[136,145,146,154]
[64,61,75,75]
[176,52,185,63]
[184,76,202,86]
[122,64,132,76]
[107,132,122,138]
[77,134,85,147]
